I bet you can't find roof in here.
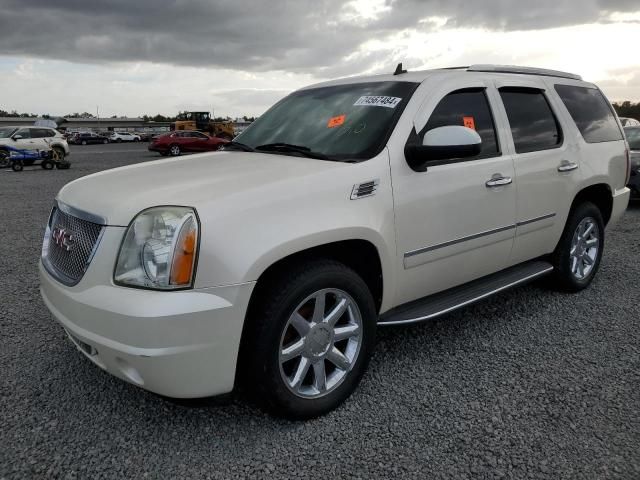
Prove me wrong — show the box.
[301,64,585,90]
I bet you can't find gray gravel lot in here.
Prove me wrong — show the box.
[1,143,639,479]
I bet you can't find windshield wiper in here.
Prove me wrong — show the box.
[255,143,329,160]
[222,140,255,152]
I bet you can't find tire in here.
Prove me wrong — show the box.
[550,202,604,292]
[103,139,109,144]
[52,147,65,162]
[81,140,87,145]
[41,160,55,170]
[11,161,23,172]
[116,138,122,143]
[241,260,377,419]
[169,144,181,156]
[134,138,140,142]
[0,151,9,168]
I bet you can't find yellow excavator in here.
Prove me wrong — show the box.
[170,112,235,139]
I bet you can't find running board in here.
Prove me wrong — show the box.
[378,260,553,326]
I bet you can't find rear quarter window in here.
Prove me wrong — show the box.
[554,85,623,143]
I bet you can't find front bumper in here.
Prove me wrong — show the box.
[147,144,165,153]
[40,261,255,398]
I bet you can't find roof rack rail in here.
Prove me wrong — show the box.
[467,64,582,81]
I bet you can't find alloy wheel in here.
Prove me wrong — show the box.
[569,217,600,280]
[278,288,363,399]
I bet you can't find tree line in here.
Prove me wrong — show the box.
[0,109,256,122]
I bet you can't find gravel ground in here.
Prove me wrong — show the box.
[1,143,639,479]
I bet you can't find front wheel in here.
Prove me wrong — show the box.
[41,159,55,170]
[242,260,377,419]
[11,160,23,172]
[550,202,604,292]
[169,144,181,156]
[81,140,87,145]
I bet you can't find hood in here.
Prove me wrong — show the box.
[57,151,346,225]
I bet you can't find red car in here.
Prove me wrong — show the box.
[148,131,228,156]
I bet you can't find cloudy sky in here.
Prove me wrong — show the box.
[1,0,639,118]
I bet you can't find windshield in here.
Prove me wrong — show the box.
[625,127,640,150]
[234,81,418,161]
[0,127,17,138]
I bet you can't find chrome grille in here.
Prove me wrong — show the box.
[43,206,104,285]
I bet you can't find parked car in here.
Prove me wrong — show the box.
[69,132,109,145]
[624,126,640,195]
[619,117,640,127]
[134,131,152,142]
[0,126,70,166]
[40,65,630,419]
[110,131,141,143]
[148,130,228,156]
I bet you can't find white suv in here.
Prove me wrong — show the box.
[0,126,70,165]
[110,131,141,143]
[40,65,630,418]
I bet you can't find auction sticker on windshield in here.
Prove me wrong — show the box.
[354,96,402,108]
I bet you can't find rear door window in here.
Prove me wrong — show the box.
[499,88,562,154]
[419,88,500,159]
[554,84,623,143]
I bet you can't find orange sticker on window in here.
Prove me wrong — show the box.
[327,114,346,128]
[463,116,476,130]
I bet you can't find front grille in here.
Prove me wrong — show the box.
[43,206,104,286]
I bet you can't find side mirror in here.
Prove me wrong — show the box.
[12,135,22,140]
[405,126,482,171]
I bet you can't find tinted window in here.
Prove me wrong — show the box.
[625,127,640,150]
[500,88,561,154]
[15,128,31,139]
[31,128,54,138]
[554,85,623,143]
[191,132,208,138]
[419,88,499,158]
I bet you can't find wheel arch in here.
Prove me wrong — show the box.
[246,238,385,317]
[570,183,613,225]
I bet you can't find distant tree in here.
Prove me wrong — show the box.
[613,101,640,120]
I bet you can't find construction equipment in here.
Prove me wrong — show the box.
[171,112,235,139]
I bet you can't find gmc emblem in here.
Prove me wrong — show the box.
[52,226,75,252]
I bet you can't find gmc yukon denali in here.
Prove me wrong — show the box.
[40,65,631,419]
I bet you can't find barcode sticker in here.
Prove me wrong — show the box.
[353,96,402,108]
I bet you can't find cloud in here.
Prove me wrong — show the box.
[0,0,637,74]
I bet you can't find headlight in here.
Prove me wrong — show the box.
[114,207,199,290]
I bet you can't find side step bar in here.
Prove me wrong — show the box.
[378,260,553,326]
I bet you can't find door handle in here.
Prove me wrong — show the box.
[485,175,512,188]
[558,161,578,172]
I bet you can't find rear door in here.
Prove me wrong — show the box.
[391,79,517,305]
[492,79,580,264]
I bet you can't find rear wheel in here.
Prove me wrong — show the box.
[242,260,376,419]
[103,139,109,144]
[41,159,55,170]
[81,140,87,145]
[11,160,23,172]
[169,144,181,156]
[116,138,122,143]
[550,202,604,292]
[52,146,65,162]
